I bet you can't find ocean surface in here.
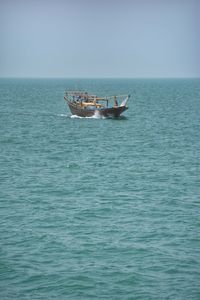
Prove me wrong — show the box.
[0,78,199,299]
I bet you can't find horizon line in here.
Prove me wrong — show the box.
[0,76,200,80]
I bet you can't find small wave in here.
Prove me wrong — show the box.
[57,113,69,118]
[66,162,80,169]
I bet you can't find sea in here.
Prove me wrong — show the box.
[0,78,199,299]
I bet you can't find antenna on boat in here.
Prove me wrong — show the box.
[114,95,118,107]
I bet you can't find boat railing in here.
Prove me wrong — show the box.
[65,91,130,108]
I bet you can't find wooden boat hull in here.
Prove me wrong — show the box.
[67,100,128,118]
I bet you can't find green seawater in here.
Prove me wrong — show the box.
[0,78,199,299]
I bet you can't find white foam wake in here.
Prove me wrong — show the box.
[70,111,105,119]
[70,115,84,119]
[57,113,69,117]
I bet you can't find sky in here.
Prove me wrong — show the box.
[0,0,199,78]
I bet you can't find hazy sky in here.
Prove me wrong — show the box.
[0,0,199,78]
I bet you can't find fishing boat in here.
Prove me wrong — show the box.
[64,91,130,118]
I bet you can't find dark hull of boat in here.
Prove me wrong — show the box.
[67,100,128,118]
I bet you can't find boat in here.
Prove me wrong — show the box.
[64,91,130,118]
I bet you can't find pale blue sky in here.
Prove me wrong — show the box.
[0,0,199,78]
